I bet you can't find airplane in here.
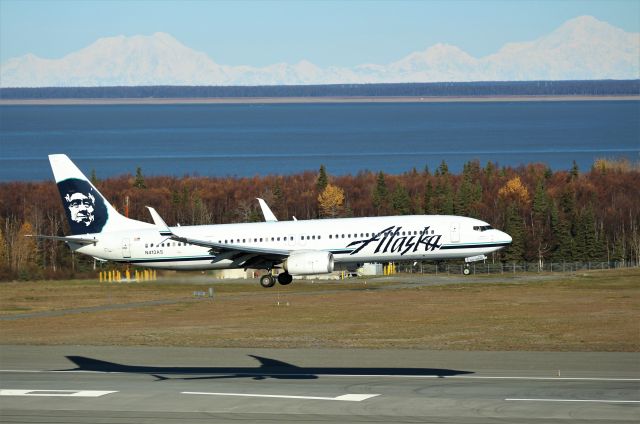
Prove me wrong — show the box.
[33,154,512,288]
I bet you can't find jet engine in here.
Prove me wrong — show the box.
[283,251,334,275]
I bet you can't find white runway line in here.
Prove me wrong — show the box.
[182,391,380,402]
[506,398,640,404]
[0,389,117,397]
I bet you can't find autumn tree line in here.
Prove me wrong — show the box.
[0,159,638,280]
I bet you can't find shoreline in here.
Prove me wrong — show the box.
[0,95,638,105]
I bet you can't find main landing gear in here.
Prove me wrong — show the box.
[259,272,293,288]
[277,272,293,285]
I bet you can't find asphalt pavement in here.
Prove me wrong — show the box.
[1,345,638,423]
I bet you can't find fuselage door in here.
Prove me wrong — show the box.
[122,238,131,258]
[450,222,460,243]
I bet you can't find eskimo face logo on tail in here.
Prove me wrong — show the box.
[347,225,443,256]
[57,178,107,234]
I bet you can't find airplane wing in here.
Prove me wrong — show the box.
[26,234,98,245]
[146,207,290,268]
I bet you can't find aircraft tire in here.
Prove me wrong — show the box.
[277,272,293,285]
[259,274,276,288]
[463,267,471,275]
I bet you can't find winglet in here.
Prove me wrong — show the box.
[257,198,278,222]
[146,206,172,236]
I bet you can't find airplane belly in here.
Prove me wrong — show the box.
[133,260,229,271]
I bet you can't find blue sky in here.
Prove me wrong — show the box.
[1,0,639,66]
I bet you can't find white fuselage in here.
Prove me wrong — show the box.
[72,215,511,271]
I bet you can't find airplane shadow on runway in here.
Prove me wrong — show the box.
[62,355,474,381]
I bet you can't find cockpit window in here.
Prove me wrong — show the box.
[473,225,493,232]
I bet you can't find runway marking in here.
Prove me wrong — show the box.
[506,398,640,404]
[321,374,640,382]
[0,369,638,382]
[182,391,380,402]
[0,389,117,397]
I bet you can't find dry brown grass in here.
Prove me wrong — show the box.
[1,269,638,351]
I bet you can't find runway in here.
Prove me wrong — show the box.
[1,346,638,423]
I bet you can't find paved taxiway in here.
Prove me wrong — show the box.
[1,345,638,423]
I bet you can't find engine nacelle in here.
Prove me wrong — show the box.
[283,251,334,275]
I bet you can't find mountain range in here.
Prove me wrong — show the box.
[1,15,638,87]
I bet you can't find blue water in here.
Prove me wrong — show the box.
[0,101,638,181]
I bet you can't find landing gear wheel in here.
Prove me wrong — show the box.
[463,267,471,275]
[277,272,293,285]
[260,274,275,288]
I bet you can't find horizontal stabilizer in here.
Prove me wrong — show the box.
[26,234,97,245]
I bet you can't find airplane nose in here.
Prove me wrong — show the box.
[502,231,512,244]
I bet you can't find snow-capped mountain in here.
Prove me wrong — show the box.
[1,15,638,87]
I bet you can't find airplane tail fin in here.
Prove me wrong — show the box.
[49,154,152,235]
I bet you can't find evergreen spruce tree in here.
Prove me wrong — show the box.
[455,165,483,216]
[455,178,473,216]
[133,167,146,189]
[90,169,99,185]
[272,179,285,214]
[532,180,550,228]
[372,172,389,215]
[554,216,574,261]
[580,207,598,261]
[440,179,454,215]
[484,161,496,183]
[423,180,433,213]
[392,185,411,215]
[502,205,524,263]
[438,160,449,176]
[570,160,579,180]
[316,165,328,192]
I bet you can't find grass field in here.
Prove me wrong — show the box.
[1,268,638,351]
